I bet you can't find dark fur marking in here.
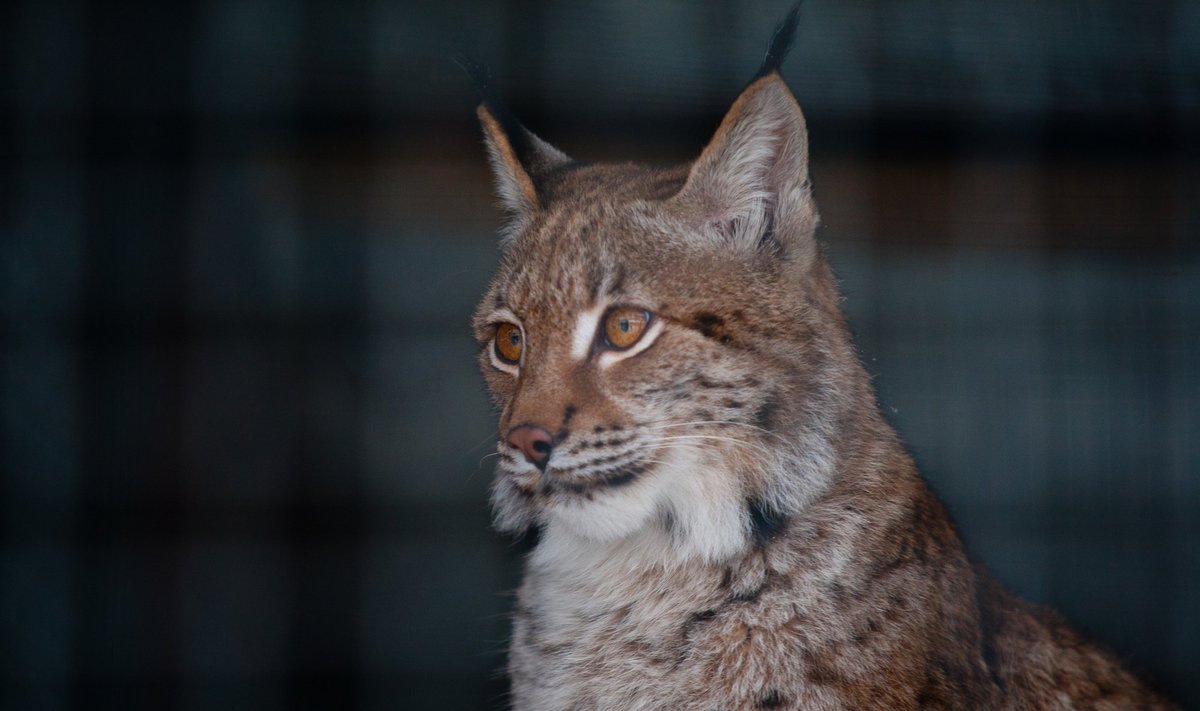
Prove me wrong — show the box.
[552,406,578,446]
[511,482,537,499]
[692,312,725,338]
[681,608,720,640]
[826,580,864,608]
[660,507,679,540]
[696,376,737,390]
[753,395,780,432]
[747,497,788,548]
[512,523,543,555]
[588,451,632,467]
[579,434,635,450]
[733,582,766,604]
[864,554,907,585]
[758,689,788,708]
[600,469,640,488]
[550,464,645,494]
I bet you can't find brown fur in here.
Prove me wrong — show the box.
[471,65,1175,711]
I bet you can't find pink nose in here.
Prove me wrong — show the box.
[506,425,555,468]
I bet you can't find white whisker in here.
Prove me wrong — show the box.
[640,419,792,445]
[652,434,776,459]
[464,430,500,454]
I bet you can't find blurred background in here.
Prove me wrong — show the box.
[2,0,1197,709]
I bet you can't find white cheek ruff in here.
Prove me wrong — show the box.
[597,318,664,369]
[536,445,748,566]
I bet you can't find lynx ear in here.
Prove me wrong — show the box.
[671,73,817,255]
[477,103,573,221]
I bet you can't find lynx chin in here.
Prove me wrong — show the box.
[469,6,1176,710]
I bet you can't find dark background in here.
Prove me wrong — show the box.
[2,1,1197,709]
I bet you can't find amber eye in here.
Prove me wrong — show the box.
[495,323,523,364]
[603,307,651,350]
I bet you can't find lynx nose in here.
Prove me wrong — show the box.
[506,425,555,469]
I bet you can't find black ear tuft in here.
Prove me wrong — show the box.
[456,52,495,103]
[458,53,574,220]
[754,2,803,80]
[455,54,542,170]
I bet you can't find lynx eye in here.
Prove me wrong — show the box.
[603,307,651,350]
[495,322,523,364]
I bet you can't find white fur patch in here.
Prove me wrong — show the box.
[655,444,749,562]
[571,303,607,361]
[536,444,749,572]
[543,463,667,546]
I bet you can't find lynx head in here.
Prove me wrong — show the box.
[472,11,869,564]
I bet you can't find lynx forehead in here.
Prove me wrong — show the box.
[469,5,1177,709]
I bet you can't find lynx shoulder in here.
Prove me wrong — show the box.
[469,7,1176,710]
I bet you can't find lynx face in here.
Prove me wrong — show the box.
[474,74,848,563]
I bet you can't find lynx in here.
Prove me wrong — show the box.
[470,7,1175,710]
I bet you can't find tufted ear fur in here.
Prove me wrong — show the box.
[477,104,573,233]
[670,73,818,256]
